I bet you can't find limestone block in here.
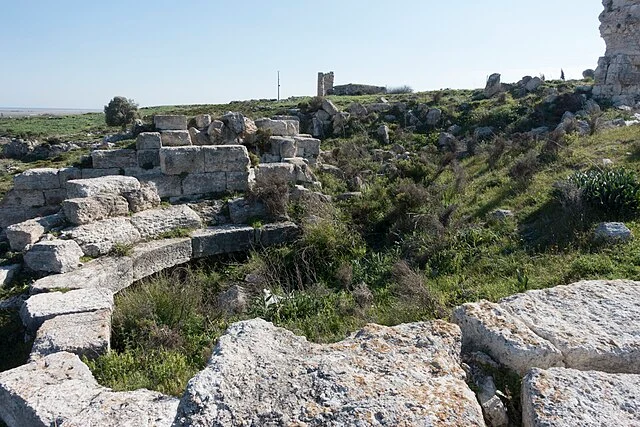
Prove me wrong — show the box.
[65,217,141,257]
[159,146,204,175]
[80,168,122,179]
[191,225,255,258]
[254,118,299,136]
[452,301,564,375]
[30,256,134,294]
[154,114,187,131]
[43,188,67,206]
[131,238,192,281]
[182,172,226,195]
[24,240,84,274]
[202,145,250,173]
[62,194,130,225]
[269,136,296,158]
[426,108,442,126]
[139,174,183,199]
[1,189,46,208]
[31,309,112,360]
[58,167,82,187]
[228,197,267,224]
[195,114,212,129]
[321,98,339,116]
[91,149,137,169]
[255,222,300,246]
[161,130,192,147]
[6,213,65,251]
[255,163,296,184]
[189,127,210,146]
[0,206,59,230]
[13,168,61,190]
[594,222,633,243]
[130,205,202,240]
[137,149,161,169]
[0,264,20,286]
[294,136,321,159]
[173,319,484,426]
[522,368,640,427]
[136,132,162,150]
[20,288,114,332]
[66,176,140,198]
[0,352,179,427]
[122,182,161,212]
[225,171,250,192]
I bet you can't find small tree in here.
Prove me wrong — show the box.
[560,69,565,81]
[104,96,138,130]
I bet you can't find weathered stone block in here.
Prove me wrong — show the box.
[136,132,162,150]
[65,217,141,257]
[1,189,46,208]
[256,222,300,246]
[62,194,129,225]
[0,264,20,286]
[254,118,299,136]
[20,288,113,333]
[30,256,134,294]
[228,197,267,224]
[31,309,112,360]
[24,240,84,274]
[189,127,211,145]
[226,171,250,192]
[269,136,296,158]
[202,145,250,173]
[131,238,192,281]
[6,213,65,251]
[91,149,137,169]
[594,222,633,243]
[139,174,183,198]
[182,172,226,195]
[195,114,212,129]
[161,130,192,147]
[58,167,82,187]
[43,188,67,206]
[122,182,161,212]
[66,176,141,199]
[130,205,202,240]
[80,168,122,179]
[255,163,296,184]
[154,115,187,131]
[137,149,161,169]
[160,146,204,175]
[294,136,321,159]
[191,225,255,258]
[13,168,61,190]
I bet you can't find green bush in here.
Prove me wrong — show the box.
[569,168,640,216]
[104,96,138,130]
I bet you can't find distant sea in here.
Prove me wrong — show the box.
[0,107,102,118]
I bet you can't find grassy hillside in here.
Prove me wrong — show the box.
[2,81,640,406]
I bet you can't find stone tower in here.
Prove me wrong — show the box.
[593,0,640,105]
[317,72,335,97]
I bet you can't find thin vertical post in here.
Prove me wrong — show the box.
[277,71,281,101]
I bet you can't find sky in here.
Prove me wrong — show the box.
[0,0,605,109]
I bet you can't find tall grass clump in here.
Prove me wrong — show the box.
[569,167,640,217]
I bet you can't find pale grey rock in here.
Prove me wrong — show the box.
[294,136,321,161]
[195,114,212,129]
[254,118,299,136]
[65,217,141,257]
[137,149,161,169]
[30,309,111,360]
[426,108,442,126]
[453,301,564,376]
[0,352,178,427]
[490,209,514,221]
[522,367,640,427]
[228,197,267,224]
[346,102,368,116]
[81,167,122,179]
[0,206,59,231]
[191,225,255,258]
[155,115,188,131]
[6,213,65,251]
[202,145,250,173]
[268,136,296,159]
[139,174,183,199]
[13,168,61,190]
[225,171,250,192]
[206,120,225,144]
[43,188,67,206]
[136,132,162,150]
[123,182,161,212]
[182,172,226,195]
[30,256,134,294]
[173,319,484,426]
[438,132,457,149]
[131,238,192,281]
[0,264,20,286]
[377,124,390,144]
[62,194,129,225]
[58,167,83,187]
[321,98,339,116]
[255,222,299,246]
[20,288,114,332]
[24,240,84,274]
[130,205,202,240]
[283,157,316,184]
[525,77,543,92]
[255,163,296,184]
[484,73,502,98]
[91,149,137,169]
[216,285,249,315]
[594,222,633,243]
[66,176,141,199]
[188,127,210,146]
[501,279,640,373]
[161,130,192,147]
[0,189,46,208]
[160,147,205,175]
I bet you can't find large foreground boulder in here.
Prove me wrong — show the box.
[454,280,640,375]
[522,367,640,427]
[0,352,178,426]
[173,318,485,426]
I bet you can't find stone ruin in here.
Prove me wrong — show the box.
[593,0,640,105]
[317,71,335,97]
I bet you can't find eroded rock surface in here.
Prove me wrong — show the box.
[173,318,485,426]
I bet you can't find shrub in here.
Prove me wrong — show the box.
[569,168,640,216]
[248,175,290,219]
[508,151,539,187]
[387,85,414,94]
[104,96,139,130]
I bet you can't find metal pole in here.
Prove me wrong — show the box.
[278,71,281,101]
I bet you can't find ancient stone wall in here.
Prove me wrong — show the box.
[316,71,334,96]
[593,0,640,105]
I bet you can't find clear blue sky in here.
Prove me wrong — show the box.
[1,0,605,109]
